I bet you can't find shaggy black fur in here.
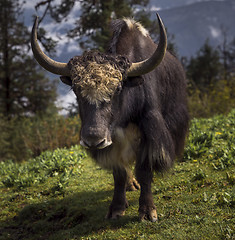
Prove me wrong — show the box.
[107,18,189,170]
[60,17,189,221]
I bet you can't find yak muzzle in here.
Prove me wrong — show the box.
[80,138,112,149]
[80,128,112,149]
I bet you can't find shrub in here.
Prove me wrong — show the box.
[0,114,81,162]
[0,145,86,191]
[188,78,235,118]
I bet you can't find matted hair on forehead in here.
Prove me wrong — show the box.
[68,51,131,75]
[68,51,131,105]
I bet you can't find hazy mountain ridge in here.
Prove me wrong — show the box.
[150,0,227,10]
[155,0,235,57]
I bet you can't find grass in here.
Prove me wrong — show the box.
[0,110,234,239]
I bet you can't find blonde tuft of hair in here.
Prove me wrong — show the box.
[71,61,123,105]
[122,18,149,37]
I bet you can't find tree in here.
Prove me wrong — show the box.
[0,0,58,119]
[36,0,174,52]
[186,40,222,92]
[186,40,235,118]
[218,28,235,80]
[73,0,151,51]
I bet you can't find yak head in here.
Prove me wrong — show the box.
[31,14,167,149]
[62,51,131,149]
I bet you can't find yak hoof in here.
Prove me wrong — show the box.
[139,208,158,222]
[106,209,126,220]
[126,177,140,191]
[106,201,128,220]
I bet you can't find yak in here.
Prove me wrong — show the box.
[31,14,189,222]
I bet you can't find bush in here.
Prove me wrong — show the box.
[0,145,86,192]
[0,114,81,162]
[188,78,235,118]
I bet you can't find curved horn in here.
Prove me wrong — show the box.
[127,13,167,77]
[31,17,70,76]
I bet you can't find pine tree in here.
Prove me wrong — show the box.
[69,0,152,51]
[186,41,222,92]
[0,0,57,119]
[218,31,235,80]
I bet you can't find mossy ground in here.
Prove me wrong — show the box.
[0,111,234,240]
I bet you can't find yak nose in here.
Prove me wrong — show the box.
[80,128,112,149]
[80,136,112,149]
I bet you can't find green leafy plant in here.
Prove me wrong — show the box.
[184,110,235,171]
[0,145,86,191]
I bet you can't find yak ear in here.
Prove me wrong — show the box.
[60,76,72,86]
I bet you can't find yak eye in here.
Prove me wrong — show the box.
[116,83,122,94]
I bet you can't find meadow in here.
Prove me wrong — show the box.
[0,110,234,240]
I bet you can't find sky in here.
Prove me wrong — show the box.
[23,0,82,113]
[23,0,82,58]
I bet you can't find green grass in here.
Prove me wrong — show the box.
[0,110,234,240]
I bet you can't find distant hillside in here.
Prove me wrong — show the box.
[150,0,217,9]
[149,0,207,9]
[154,0,235,57]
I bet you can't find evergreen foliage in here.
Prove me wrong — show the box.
[0,0,58,119]
[0,115,81,162]
[186,41,222,92]
[186,40,235,117]
[71,0,149,51]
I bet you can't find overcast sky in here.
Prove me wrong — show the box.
[23,0,82,58]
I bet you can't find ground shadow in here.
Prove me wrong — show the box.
[0,189,139,240]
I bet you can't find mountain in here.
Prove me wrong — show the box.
[150,0,227,10]
[154,0,235,57]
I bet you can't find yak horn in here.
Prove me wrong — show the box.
[127,13,167,77]
[31,17,70,76]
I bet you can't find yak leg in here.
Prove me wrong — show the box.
[136,167,158,222]
[106,167,128,219]
[126,168,140,191]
